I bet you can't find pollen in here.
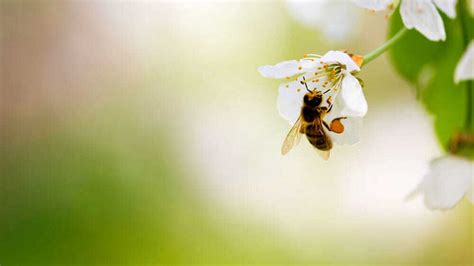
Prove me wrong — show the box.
[330,119,345,134]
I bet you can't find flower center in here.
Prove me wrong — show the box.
[301,60,345,95]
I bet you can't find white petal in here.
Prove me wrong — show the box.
[400,0,446,41]
[351,0,393,11]
[320,51,360,72]
[455,41,474,83]
[331,116,362,145]
[416,156,473,210]
[433,0,457,18]
[277,80,306,124]
[326,107,363,145]
[323,91,363,145]
[258,59,320,79]
[337,74,368,117]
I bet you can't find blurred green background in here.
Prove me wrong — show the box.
[1,1,472,265]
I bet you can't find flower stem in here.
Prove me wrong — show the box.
[362,27,408,66]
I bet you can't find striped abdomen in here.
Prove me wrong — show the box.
[302,109,332,151]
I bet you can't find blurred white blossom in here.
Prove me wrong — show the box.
[409,155,473,210]
[258,51,367,145]
[455,40,474,83]
[286,0,362,42]
[353,0,457,41]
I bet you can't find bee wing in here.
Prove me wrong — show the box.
[315,149,330,160]
[281,116,304,155]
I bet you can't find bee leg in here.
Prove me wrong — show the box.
[327,104,333,113]
[326,97,332,106]
[318,106,328,113]
[326,97,333,113]
[322,121,331,131]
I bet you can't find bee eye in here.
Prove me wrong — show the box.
[314,96,322,106]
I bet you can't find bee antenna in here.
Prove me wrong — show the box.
[323,88,331,94]
[301,77,311,92]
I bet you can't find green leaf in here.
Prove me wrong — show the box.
[388,11,448,83]
[387,6,469,151]
[423,56,467,146]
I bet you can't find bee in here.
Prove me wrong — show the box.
[281,77,346,160]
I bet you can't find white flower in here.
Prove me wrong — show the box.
[408,155,473,210]
[455,40,474,83]
[286,0,362,42]
[352,0,457,41]
[258,50,367,145]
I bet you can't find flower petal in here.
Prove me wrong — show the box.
[277,80,306,124]
[337,74,367,117]
[258,59,320,79]
[320,51,360,73]
[351,0,393,11]
[433,0,457,18]
[415,156,473,210]
[455,41,474,83]
[331,117,363,145]
[324,94,363,145]
[400,0,446,41]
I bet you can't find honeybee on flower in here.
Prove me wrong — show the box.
[258,50,367,159]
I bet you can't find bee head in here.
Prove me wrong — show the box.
[303,91,322,107]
